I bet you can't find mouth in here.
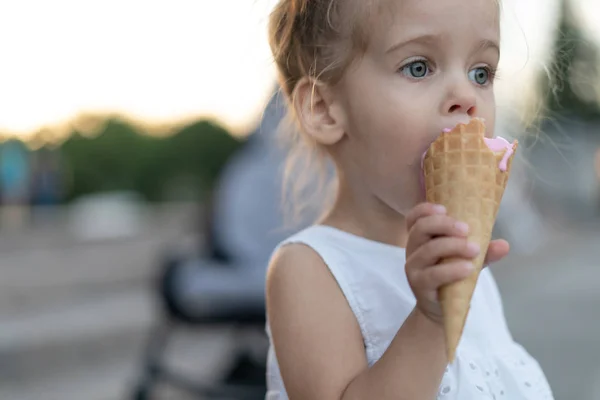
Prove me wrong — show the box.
[441,117,484,133]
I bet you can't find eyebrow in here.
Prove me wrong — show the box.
[385,34,443,54]
[475,39,501,57]
[385,35,500,57]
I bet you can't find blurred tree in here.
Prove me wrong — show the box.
[60,117,243,202]
[61,118,149,200]
[541,0,600,120]
[138,120,243,201]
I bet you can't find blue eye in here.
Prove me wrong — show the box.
[469,67,493,85]
[401,60,429,79]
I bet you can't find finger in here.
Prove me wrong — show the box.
[407,237,480,269]
[405,203,446,232]
[406,214,469,254]
[483,239,510,265]
[410,260,474,290]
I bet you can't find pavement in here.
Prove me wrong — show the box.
[0,203,239,400]
[492,221,600,400]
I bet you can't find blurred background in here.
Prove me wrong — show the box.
[0,0,599,399]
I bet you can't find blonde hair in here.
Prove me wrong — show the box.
[268,0,375,224]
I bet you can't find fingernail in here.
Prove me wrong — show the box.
[433,205,446,214]
[455,222,469,235]
[468,242,480,254]
[463,262,474,272]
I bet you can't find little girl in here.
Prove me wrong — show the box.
[264,0,554,399]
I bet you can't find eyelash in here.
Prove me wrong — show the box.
[481,66,499,82]
[398,59,499,85]
[398,58,434,76]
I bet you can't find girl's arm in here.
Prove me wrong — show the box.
[266,244,448,400]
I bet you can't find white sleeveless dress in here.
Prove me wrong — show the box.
[265,225,554,399]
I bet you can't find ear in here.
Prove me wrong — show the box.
[292,77,345,145]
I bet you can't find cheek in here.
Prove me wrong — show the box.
[344,93,430,171]
[348,119,425,194]
[482,92,496,137]
[348,111,420,165]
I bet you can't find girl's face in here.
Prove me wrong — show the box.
[330,0,500,215]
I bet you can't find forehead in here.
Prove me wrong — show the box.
[367,0,500,52]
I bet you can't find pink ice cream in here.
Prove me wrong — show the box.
[482,136,515,172]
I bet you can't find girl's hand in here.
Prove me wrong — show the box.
[404,203,510,324]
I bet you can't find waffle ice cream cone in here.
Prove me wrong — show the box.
[422,118,518,362]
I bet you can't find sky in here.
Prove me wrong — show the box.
[0,0,596,140]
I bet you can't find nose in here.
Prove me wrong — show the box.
[442,81,477,117]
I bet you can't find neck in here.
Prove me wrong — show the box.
[320,172,409,248]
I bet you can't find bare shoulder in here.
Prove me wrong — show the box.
[266,243,349,337]
[266,242,332,299]
[266,243,367,399]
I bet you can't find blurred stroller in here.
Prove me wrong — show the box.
[131,89,311,400]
